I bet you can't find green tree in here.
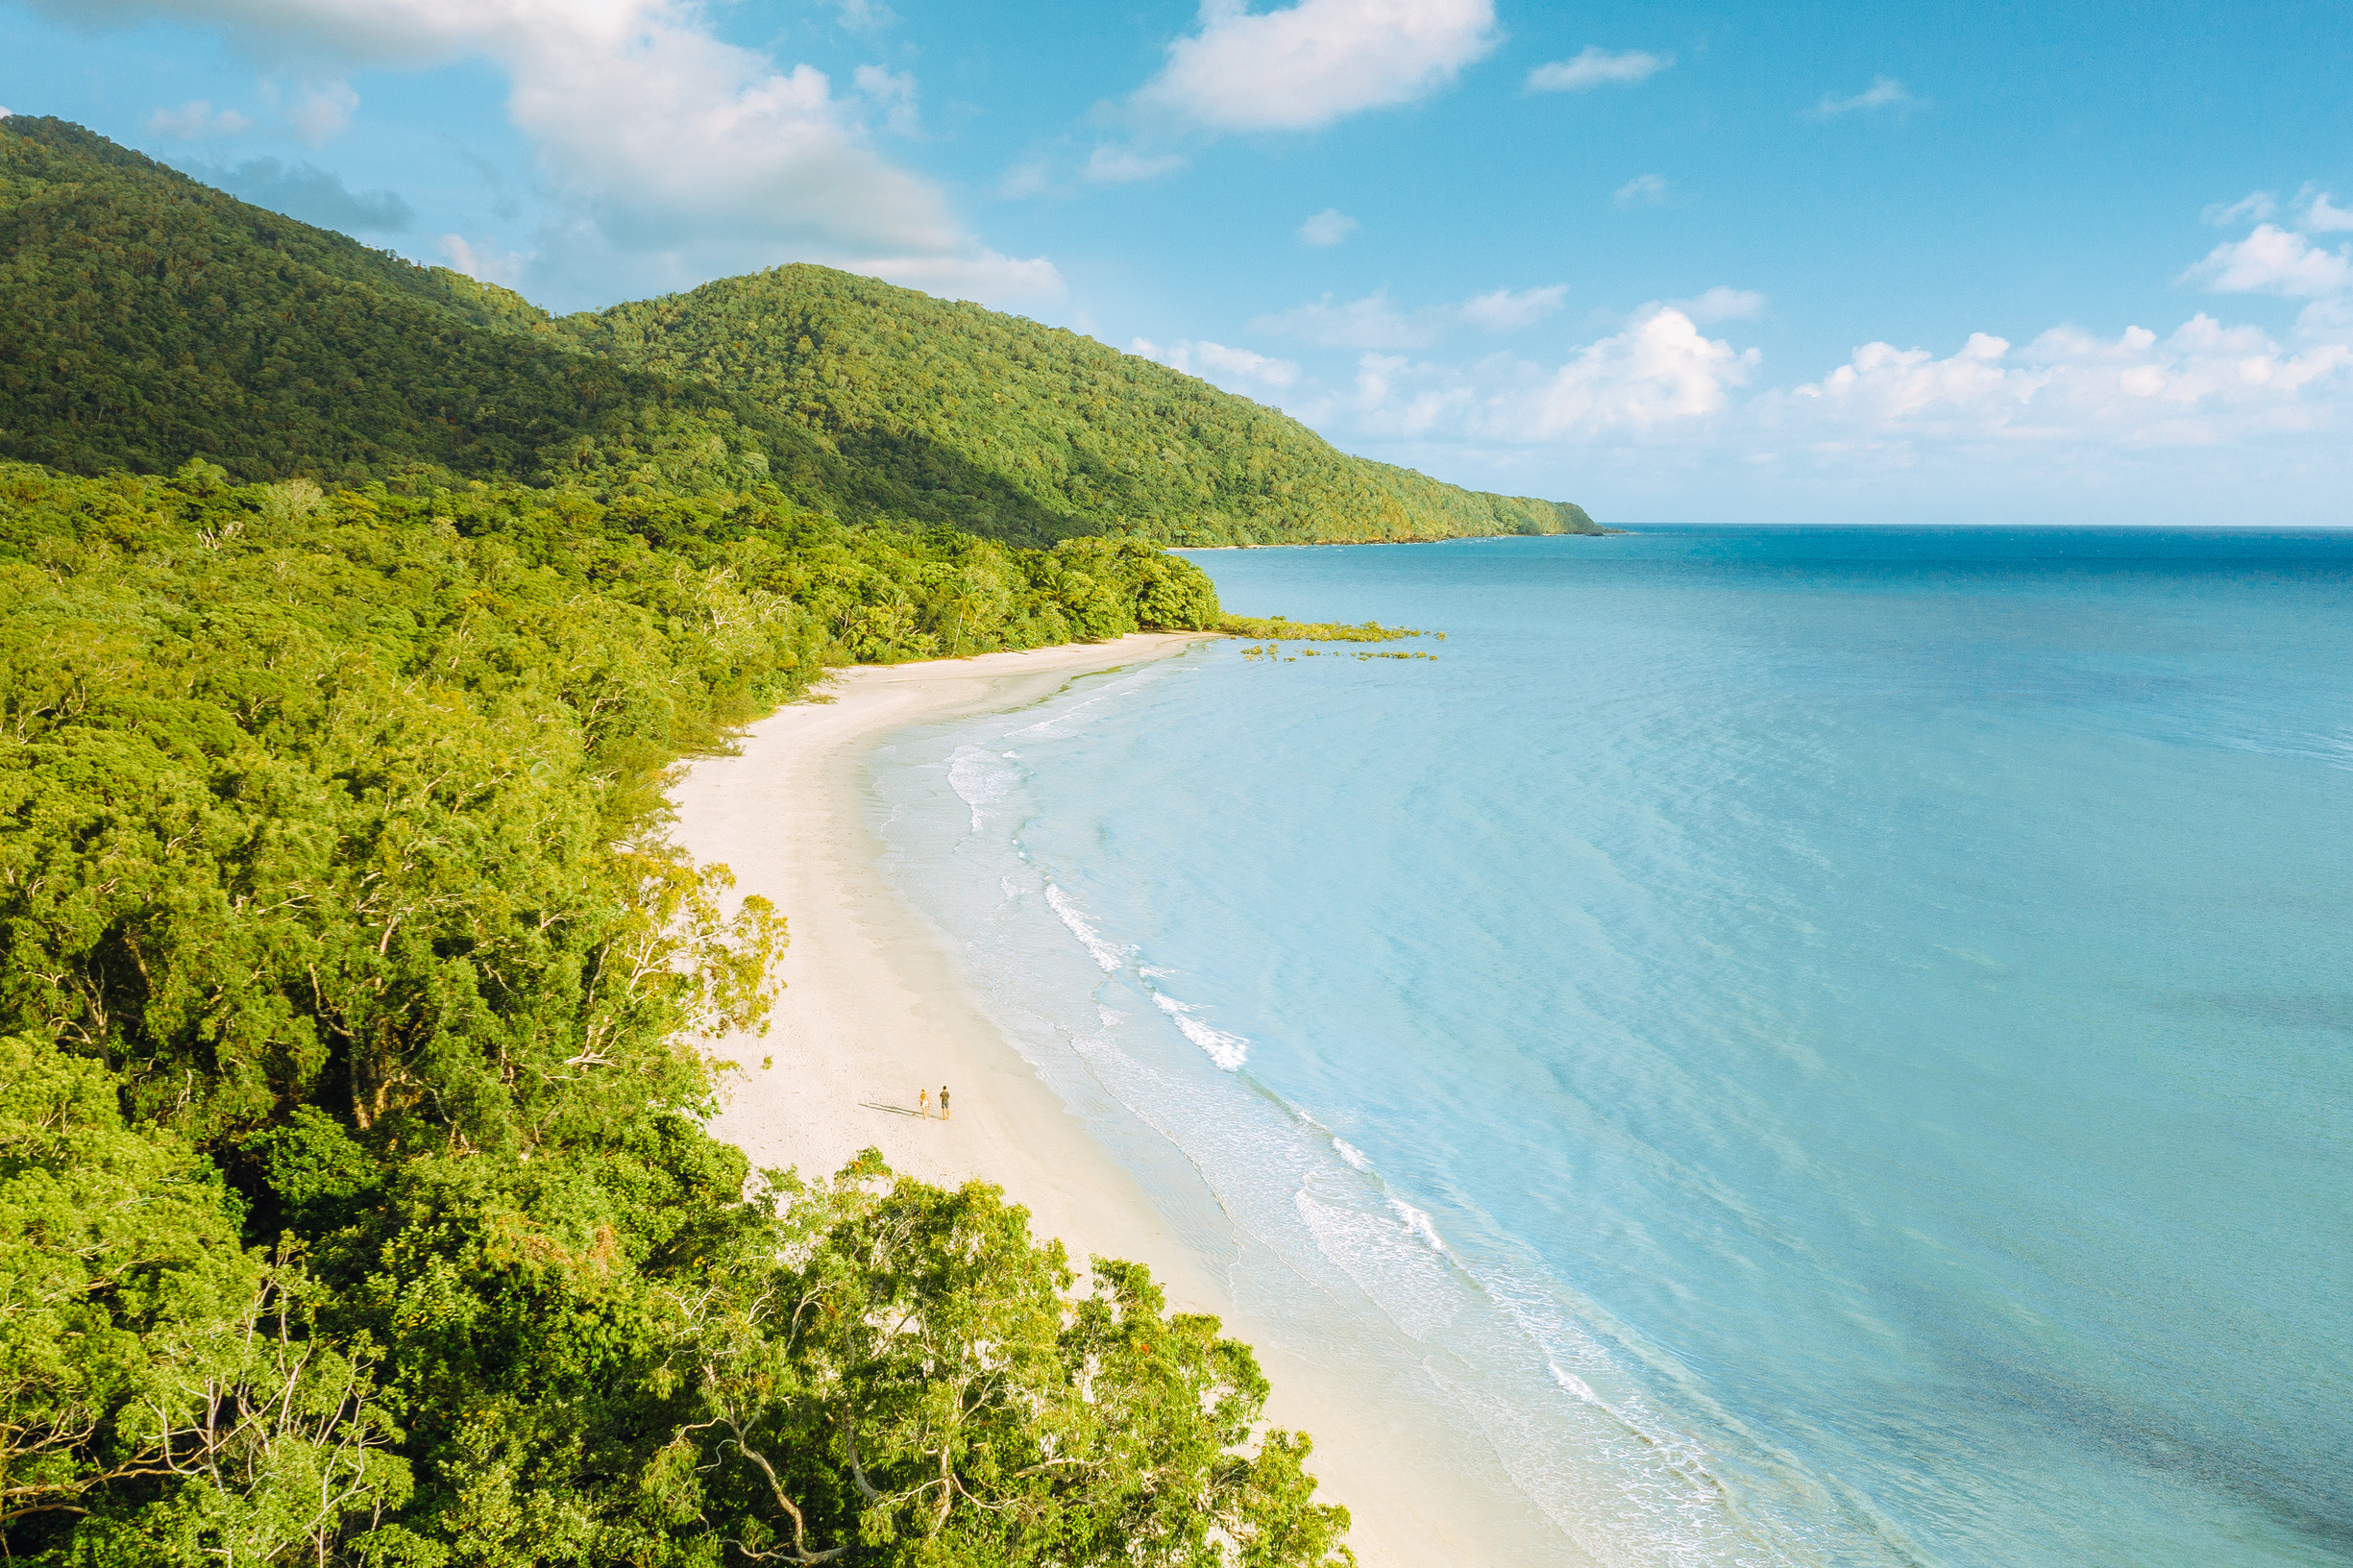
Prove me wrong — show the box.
[659,1158,1355,1567]
[0,1034,410,1564]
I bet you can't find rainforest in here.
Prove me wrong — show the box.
[0,111,1600,1565]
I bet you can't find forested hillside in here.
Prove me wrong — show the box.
[0,116,1595,546]
[0,117,872,502]
[566,266,1598,546]
[0,460,1350,1565]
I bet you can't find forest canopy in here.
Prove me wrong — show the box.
[0,460,1348,1566]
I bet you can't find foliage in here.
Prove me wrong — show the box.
[0,117,868,504]
[0,116,1595,549]
[0,1032,410,1560]
[0,461,1342,1565]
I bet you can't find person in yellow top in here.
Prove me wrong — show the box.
[918,1088,930,1118]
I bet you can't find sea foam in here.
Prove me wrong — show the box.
[1150,992,1249,1070]
[1043,884,1127,973]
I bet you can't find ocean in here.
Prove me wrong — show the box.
[864,527,2352,1567]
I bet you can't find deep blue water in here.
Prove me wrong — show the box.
[868,527,2353,1567]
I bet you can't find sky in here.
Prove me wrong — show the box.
[4,0,2350,525]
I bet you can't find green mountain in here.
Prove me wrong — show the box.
[0,116,871,502]
[0,116,1597,546]
[566,265,1597,545]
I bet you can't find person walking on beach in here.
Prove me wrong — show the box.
[918,1088,929,1118]
[940,1086,951,1121]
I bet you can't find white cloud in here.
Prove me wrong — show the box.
[1135,0,1497,134]
[1614,173,1667,207]
[1777,315,2352,452]
[1807,75,1918,119]
[847,249,1067,307]
[1672,285,1764,323]
[1508,306,1756,438]
[1247,207,2352,485]
[1457,283,1565,330]
[2296,185,2353,233]
[2183,224,2353,299]
[1310,303,2350,482]
[1320,305,1754,444]
[1527,46,1671,92]
[2203,190,2275,227]
[146,99,257,138]
[853,63,919,136]
[1152,208,2350,517]
[1298,207,1358,246]
[440,232,529,287]
[1086,144,1189,184]
[47,0,1046,308]
[1131,336,1301,395]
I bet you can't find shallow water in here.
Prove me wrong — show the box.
[867,527,2353,1567]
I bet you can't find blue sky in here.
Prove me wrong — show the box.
[5,0,2350,524]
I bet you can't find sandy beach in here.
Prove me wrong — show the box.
[670,634,1578,1568]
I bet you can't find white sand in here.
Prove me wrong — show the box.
[671,635,1580,1567]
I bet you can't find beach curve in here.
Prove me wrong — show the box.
[668,633,1580,1568]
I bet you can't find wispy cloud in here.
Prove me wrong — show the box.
[1614,173,1668,207]
[849,250,1067,306]
[146,99,256,139]
[1458,283,1566,330]
[1254,287,1436,349]
[833,0,895,32]
[2203,190,2276,227]
[148,80,358,145]
[852,64,919,137]
[1807,75,1920,120]
[2296,184,2353,233]
[1253,282,1571,347]
[1672,286,1764,323]
[1133,0,1497,134]
[1086,144,1189,184]
[1527,46,1672,92]
[1298,208,1359,246]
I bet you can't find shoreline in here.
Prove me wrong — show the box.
[670,633,1580,1568]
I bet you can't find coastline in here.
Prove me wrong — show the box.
[670,633,1580,1568]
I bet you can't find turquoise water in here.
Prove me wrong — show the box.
[867,527,2353,1567]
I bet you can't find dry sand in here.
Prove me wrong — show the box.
[671,634,1579,1568]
